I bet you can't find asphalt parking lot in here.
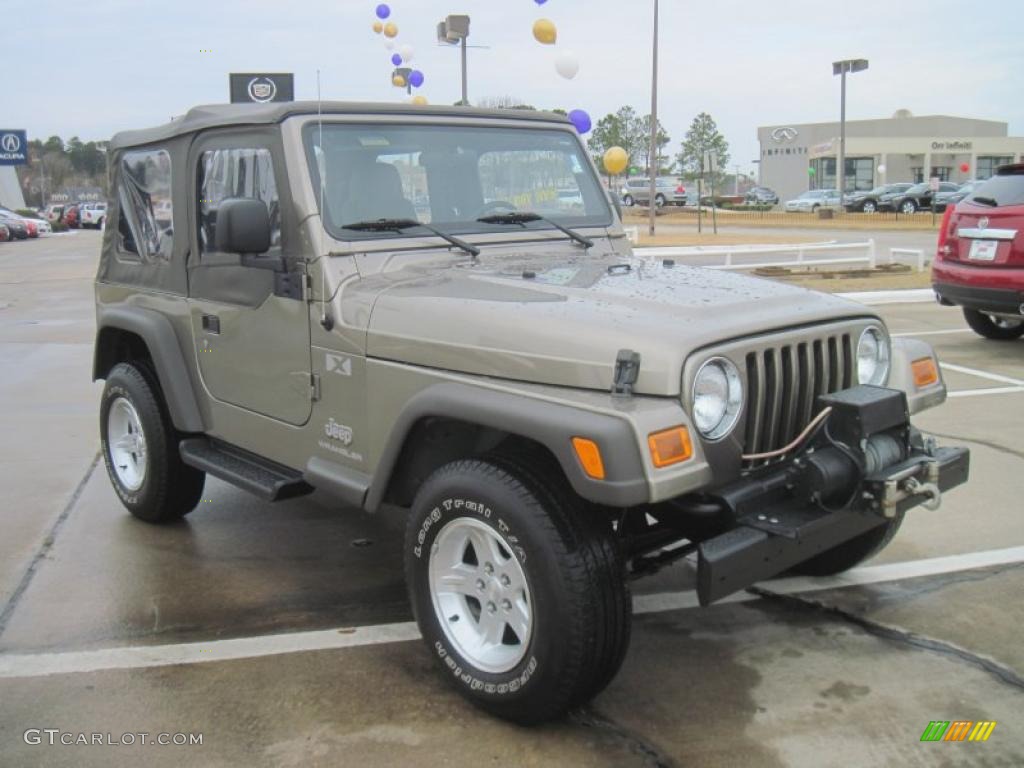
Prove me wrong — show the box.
[1,231,1022,767]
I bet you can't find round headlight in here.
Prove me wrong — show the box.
[857,326,890,385]
[692,357,743,439]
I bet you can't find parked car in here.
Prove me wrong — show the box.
[22,219,38,238]
[63,205,80,228]
[933,163,1024,340]
[744,186,779,206]
[783,189,841,212]
[81,202,108,229]
[92,101,967,725]
[0,211,29,239]
[891,182,960,214]
[844,183,914,213]
[24,216,51,234]
[0,223,9,242]
[44,204,66,223]
[934,180,984,213]
[621,177,688,207]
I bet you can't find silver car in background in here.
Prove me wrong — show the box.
[784,189,841,212]
[621,177,689,207]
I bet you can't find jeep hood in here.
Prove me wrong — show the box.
[356,245,876,396]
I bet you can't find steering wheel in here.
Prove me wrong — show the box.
[477,200,519,217]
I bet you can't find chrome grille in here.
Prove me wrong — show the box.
[743,333,854,463]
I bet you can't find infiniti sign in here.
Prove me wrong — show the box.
[0,129,28,166]
[770,126,799,143]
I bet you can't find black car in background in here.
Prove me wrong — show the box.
[890,181,960,214]
[844,183,913,213]
[934,180,984,213]
[0,211,29,240]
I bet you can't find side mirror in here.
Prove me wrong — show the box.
[215,197,271,254]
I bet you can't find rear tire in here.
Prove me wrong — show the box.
[654,194,666,208]
[962,309,1024,340]
[404,458,630,724]
[623,195,634,207]
[900,199,917,214]
[862,200,877,213]
[789,512,904,576]
[100,362,205,523]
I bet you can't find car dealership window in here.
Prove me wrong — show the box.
[198,148,281,257]
[117,149,173,262]
[977,156,1014,180]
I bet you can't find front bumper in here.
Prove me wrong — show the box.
[690,386,970,604]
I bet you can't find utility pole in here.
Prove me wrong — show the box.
[647,0,659,238]
[832,58,868,207]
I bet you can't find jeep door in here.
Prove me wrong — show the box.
[186,131,312,426]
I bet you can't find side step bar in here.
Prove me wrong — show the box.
[179,438,314,502]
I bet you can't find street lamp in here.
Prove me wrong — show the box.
[438,15,471,105]
[647,0,659,237]
[832,58,868,207]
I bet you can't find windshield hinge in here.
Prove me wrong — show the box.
[611,349,641,398]
[310,373,321,402]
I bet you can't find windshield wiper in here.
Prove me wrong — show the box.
[341,218,480,258]
[477,212,594,249]
[970,196,999,207]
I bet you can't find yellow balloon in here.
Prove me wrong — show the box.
[372,21,383,34]
[411,95,429,106]
[383,22,398,38]
[603,146,629,176]
[532,18,557,45]
[392,74,407,88]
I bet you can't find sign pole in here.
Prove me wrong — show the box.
[647,0,659,238]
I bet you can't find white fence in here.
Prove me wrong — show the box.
[631,240,929,272]
[634,241,878,271]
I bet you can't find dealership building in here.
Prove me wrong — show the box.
[757,111,1024,203]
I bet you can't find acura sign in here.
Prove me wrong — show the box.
[229,73,294,104]
[0,130,28,166]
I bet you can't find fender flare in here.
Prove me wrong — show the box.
[364,382,650,511]
[94,305,205,433]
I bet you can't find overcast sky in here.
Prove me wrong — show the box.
[7,0,1023,175]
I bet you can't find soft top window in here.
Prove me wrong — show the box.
[117,149,173,262]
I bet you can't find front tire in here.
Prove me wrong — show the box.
[622,195,634,207]
[100,362,205,523]
[404,458,629,724]
[862,200,877,213]
[790,512,904,576]
[962,309,1024,340]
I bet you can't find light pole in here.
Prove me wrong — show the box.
[438,15,471,105]
[832,58,868,208]
[647,0,659,237]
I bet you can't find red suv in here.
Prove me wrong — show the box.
[933,163,1024,340]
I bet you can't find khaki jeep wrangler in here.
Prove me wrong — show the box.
[94,102,969,723]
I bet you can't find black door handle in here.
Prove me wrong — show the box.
[201,314,221,334]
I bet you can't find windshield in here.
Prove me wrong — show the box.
[799,190,825,199]
[304,123,611,240]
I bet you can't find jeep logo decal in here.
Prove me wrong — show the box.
[324,418,354,446]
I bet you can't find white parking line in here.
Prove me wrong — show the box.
[892,329,973,338]
[836,288,935,305]
[2,545,1023,680]
[940,362,1024,387]
[948,386,1024,398]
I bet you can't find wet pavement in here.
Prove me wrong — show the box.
[1,232,1023,767]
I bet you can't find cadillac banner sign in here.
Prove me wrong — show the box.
[0,130,28,166]
[229,73,295,104]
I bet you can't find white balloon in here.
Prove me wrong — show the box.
[399,44,414,63]
[555,50,580,80]
[877,164,887,173]
[384,39,395,50]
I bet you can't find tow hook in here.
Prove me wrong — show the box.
[880,460,942,517]
[903,476,942,511]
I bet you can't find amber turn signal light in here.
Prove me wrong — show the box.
[648,426,693,468]
[911,357,939,388]
[571,437,606,480]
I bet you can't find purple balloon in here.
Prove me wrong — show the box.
[568,109,592,134]
[409,70,424,88]
[375,4,391,19]
[534,0,548,4]
[391,53,402,66]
